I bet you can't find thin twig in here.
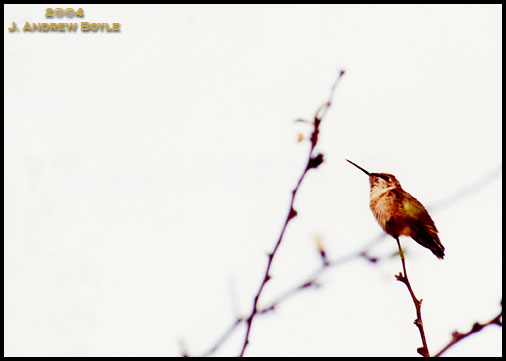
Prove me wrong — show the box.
[238,70,346,357]
[433,307,502,357]
[394,237,430,357]
[197,234,379,357]
[260,248,377,312]
[199,317,244,357]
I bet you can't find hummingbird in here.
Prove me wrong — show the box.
[346,159,445,259]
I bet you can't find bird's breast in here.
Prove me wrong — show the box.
[369,187,407,236]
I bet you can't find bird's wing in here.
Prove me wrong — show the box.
[402,195,439,234]
[403,194,444,259]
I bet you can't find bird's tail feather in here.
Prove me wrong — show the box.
[408,219,445,259]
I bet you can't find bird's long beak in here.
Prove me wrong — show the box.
[345,159,371,176]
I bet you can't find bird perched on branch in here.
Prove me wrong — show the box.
[346,159,445,259]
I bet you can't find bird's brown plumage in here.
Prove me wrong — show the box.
[369,174,445,259]
[346,160,445,259]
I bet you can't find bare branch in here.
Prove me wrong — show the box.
[394,237,430,357]
[197,233,380,357]
[434,306,502,357]
[199,318,244,357]
[238,70,346,357]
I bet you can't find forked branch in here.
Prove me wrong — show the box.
[238,70,346,357]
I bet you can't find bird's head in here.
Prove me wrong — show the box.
[346,159,402,190]
[368,172,402,190]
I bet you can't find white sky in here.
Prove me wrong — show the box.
[4,4,502,357]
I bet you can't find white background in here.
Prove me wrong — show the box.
[4,4,502,357]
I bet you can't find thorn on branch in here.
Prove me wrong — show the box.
[288,207,298,221]
[308,153,324,170]
[417,347,429,357]
[395,272,405,282]
[471,322,481,332]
